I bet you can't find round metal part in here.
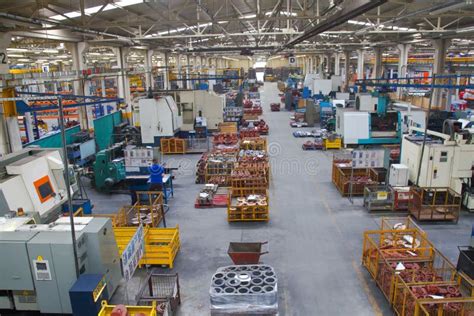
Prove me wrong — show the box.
[226,278,241,287]
[236,273,251,282]
[264,277,276,285]
[212,278,225,287]
[226,272,237,279]
[263,285,274,293]
[250,286,262,294]
[238,287,250,294]
[251,278,263,286]
[251,271,262,277]
[224,287,236,294]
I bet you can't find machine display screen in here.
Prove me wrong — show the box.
[36,262,47,271]
[33,176,55,203]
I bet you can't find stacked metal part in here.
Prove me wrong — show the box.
[210,264,278,314]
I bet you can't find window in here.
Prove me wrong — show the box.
[440,151,448,162]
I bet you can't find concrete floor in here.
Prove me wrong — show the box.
[87,82,474,315]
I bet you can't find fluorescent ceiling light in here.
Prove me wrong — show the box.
[50,0,142,20]
[18,58,31,62]
[430,1,472,15]
[457,26,474,33]
[43,49,59,53]
[7,54,24,58]
[239,14,256,19]
[7,48,28,52]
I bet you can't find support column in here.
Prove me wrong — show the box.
[432,39,449,109]
[66,42,89,129]
[326,54,333,74]
[344,50,351,92]
[373,47,383,79]
[114,47,132,121]
[356,49,364,80]
[145,49,154,89]
[397,43,411,98]
[185,54,190,89]
[0,33,22,153]
[163,52,170,90]
[334,53,341,76]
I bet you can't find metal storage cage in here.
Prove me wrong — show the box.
[408,187,462,222]
[363,185,393,212]
[137,271,181,315]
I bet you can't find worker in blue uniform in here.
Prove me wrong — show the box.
[149,159,165,191]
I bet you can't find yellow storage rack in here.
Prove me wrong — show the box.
[218,122,238,134]
[227,187,269,222]
[160,138,186,154]
[240,137,268,151]
[323,137,342,150]
[114,225,180,268]
[98,301,157,316]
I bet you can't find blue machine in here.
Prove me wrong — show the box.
[69,274,108,316]
[63,199,93,215]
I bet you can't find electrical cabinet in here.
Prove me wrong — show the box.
[0,231,38,310]
[389,164,409,187]
[27,231,89,314]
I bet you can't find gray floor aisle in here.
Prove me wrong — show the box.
[102,82,474,315]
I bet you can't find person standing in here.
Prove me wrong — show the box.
[148,159,165,191]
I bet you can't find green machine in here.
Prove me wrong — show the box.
[93,143,126,191]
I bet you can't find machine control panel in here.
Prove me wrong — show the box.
[32,258,52,281]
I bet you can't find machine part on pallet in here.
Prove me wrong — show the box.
[252,271,262,278]
[225,278,241,287]
[264,270,275,277]
[236,273,251,282]
[212,278,225,287]
[263,285,275,293]
[251,278,263,286]
[264,277,276,285]
[212,287,223,294]
[225,272,236,279]
[214,273,225,279]
[223,287,236,294]
[238,287,250,294]
[250,286,263,294]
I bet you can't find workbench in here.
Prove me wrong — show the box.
[126,173,174,204]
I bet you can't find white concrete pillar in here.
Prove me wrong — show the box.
[344,50,351,92]
[66,42,90,129]
[0,32,22,154]
[432,39,450,109]
[334,53,341,76]
[163,52,170,90]
[176,54,181,89]
[114,47,132,119]
[397,44,410,98]
[326,54,333,74]
[373,47,383,79]
[185,54,190,89]
[356,49,364,80]
[145,49,154,89]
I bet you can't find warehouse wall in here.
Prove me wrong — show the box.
[228,59,253,71]
[267,58,289,68]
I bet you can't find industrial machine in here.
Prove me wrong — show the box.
[93,142,126,191]
[139,95,183,145]
[0,149,73,223]
[66,131,96,166]
[336,93,402,145]
[401,126,474,206]
[0,217,122,314]
[178,90,225,131]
